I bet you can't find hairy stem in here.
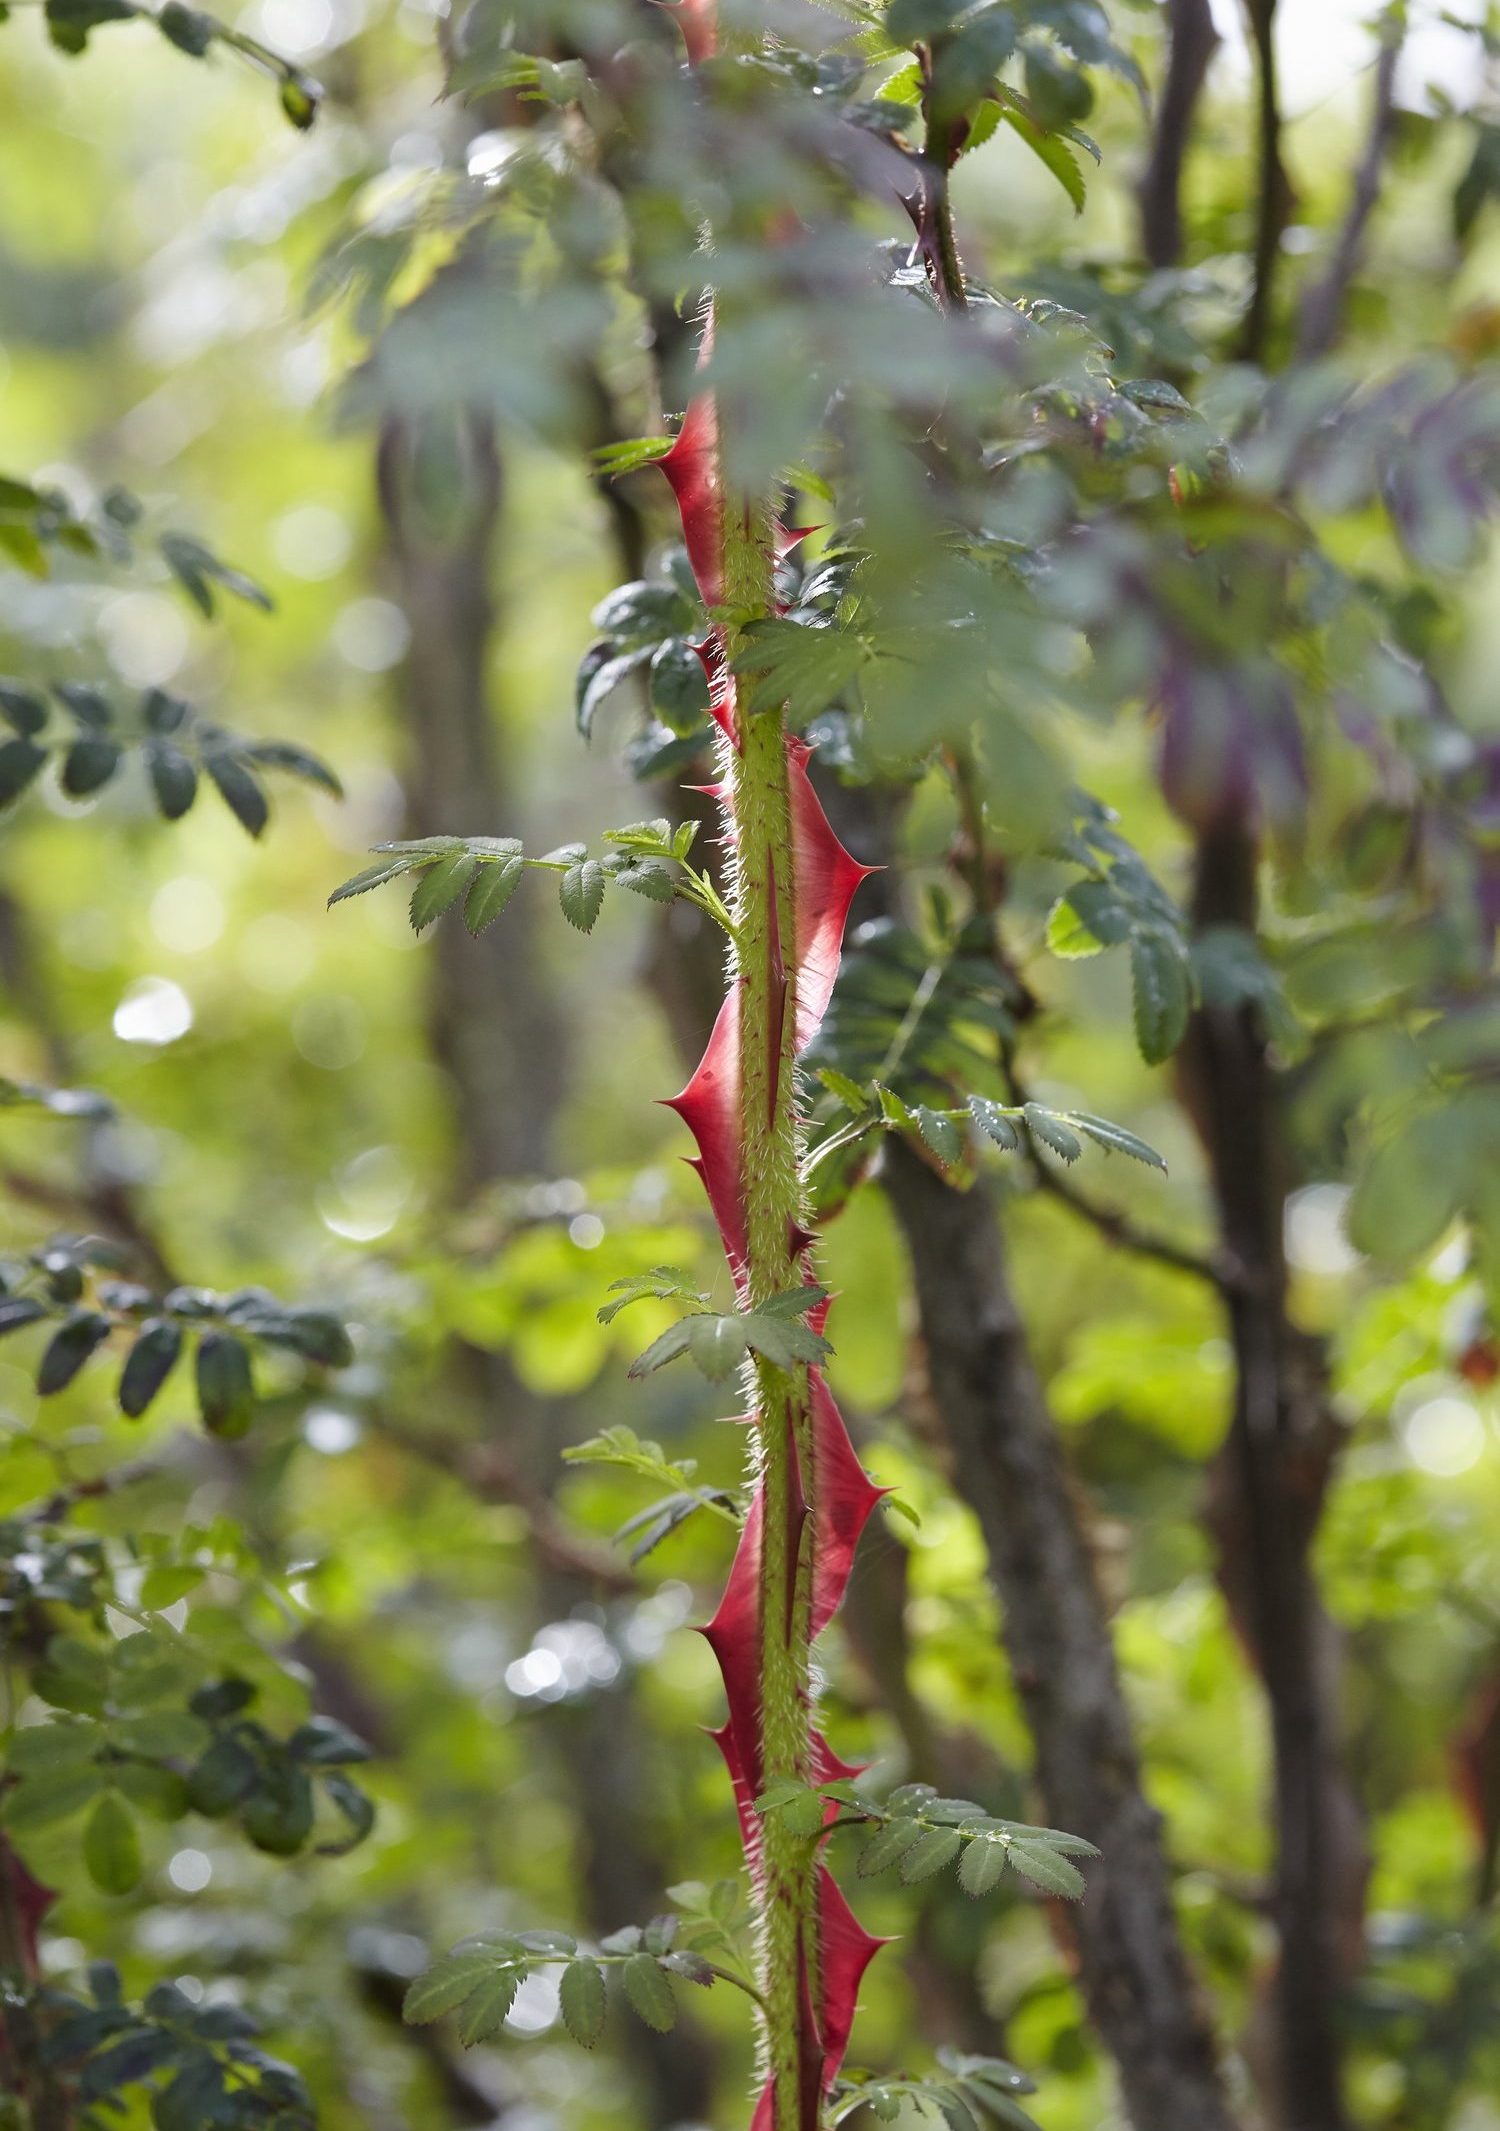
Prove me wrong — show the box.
[725,499,821,2125]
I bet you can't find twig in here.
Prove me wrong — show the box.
[1239,0,1292,362]
[1018,1130,1248,1294]
[1296,15,1405,358]
[18,1458,162,1527]
[359,1408,638,1594]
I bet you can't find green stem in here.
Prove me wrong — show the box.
[723,497,821,2124]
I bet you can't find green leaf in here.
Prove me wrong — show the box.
[650,638,712,731]
[0,736,48,806]
[205,752,269,837]
[44,0,139,57]
[280,72,321,129]
[37,1309,112,1394]
[1023,1105,1083,1164]
[288,1716,372,1766]
[1068,1113,1167,1171]
[411,851,479,931]
[1045,893,1107,958]
[755,1778,826,1838]
[916,1106,964,1165]
[242,741,342,795]
[995,96,1086,212]
[615,860,677,902]
[621,1953,676,2032]
[1346,1109,1469,1265]
[195,1332,254,1438]
[958,1833,1011,1897]
[3,1761,106,1829]
[1008,1841,1086,1899]
[627,1321,694,1378]
[1130,931,1193,1063]
[403,1951,504,2025]
[6,1720,99,1775]
[560,857,606,932]
[138,1563,203,1610]
[146,741,199,820]
[0,1296,49,1338]
[900,1826,964,1883]
[242,1764,314,1854]
[736,617,869,719]
[186,1736,258,1817]
[156,3,216,55]
[0,680,49,736]
[968,1097,1021,1152]
[685,1312,750,1382]
[328,858,413,905]
[456,1965,521,2045]
[591,434,674,476]
[60,735,121,797]
[858,1817,926,1877]
[83,1791,142,1895]
[560,1959,607,2046]
[465,853,525,933]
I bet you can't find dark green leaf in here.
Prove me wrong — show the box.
[0,1296,50,1338]
[1023,1105,1083,1164]
[146,742,199,820]
[560,1958,607,2046]
[1130,931,1193,1063]
[44,0,138,55]
[465,853,525,932]
[456,1965,521,2044]
[650,638,712,731]
[242,1763,315,1854]
[958,1833,1011,1897]
[621,1952,676,2032]
[560,857,606,932]
[194,1331,254,1438]
[0,680,49,735]
[858,1817,926,1877]
[205,752,269,837]
[411,851,479,931]
[186,1736,259,1817]
[899,1826,964,1883]
[37,1309,112,1394]
[118,1318,183,1418]
[328,858,413,905]
[1008,1841,1086,1899]
[288,1716,371,1766]
[0,737,48,805]
[403,1952,502,2025]
[59,737,120,796]
[156,2,215,55]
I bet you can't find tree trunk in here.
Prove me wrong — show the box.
[884,1141,1239,2131]
[1181,823,1366,2131]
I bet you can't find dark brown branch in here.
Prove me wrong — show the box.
[1239,0,1292,362]
[1139,0,1221,269]
[883,1139,1240,2131]
[1022,1151,1245,1290]
[1295,20,1405,358]
[1179,821,1366,2131]
[18,1459,161,1527]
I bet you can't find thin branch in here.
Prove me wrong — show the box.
[1239,0,1292,363]
[1139,0,1221,270]
[1017,1126,1248,1293]
[1296,17,1405,358]
[18,1458,162,1527]
[359,1407,639,1594]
